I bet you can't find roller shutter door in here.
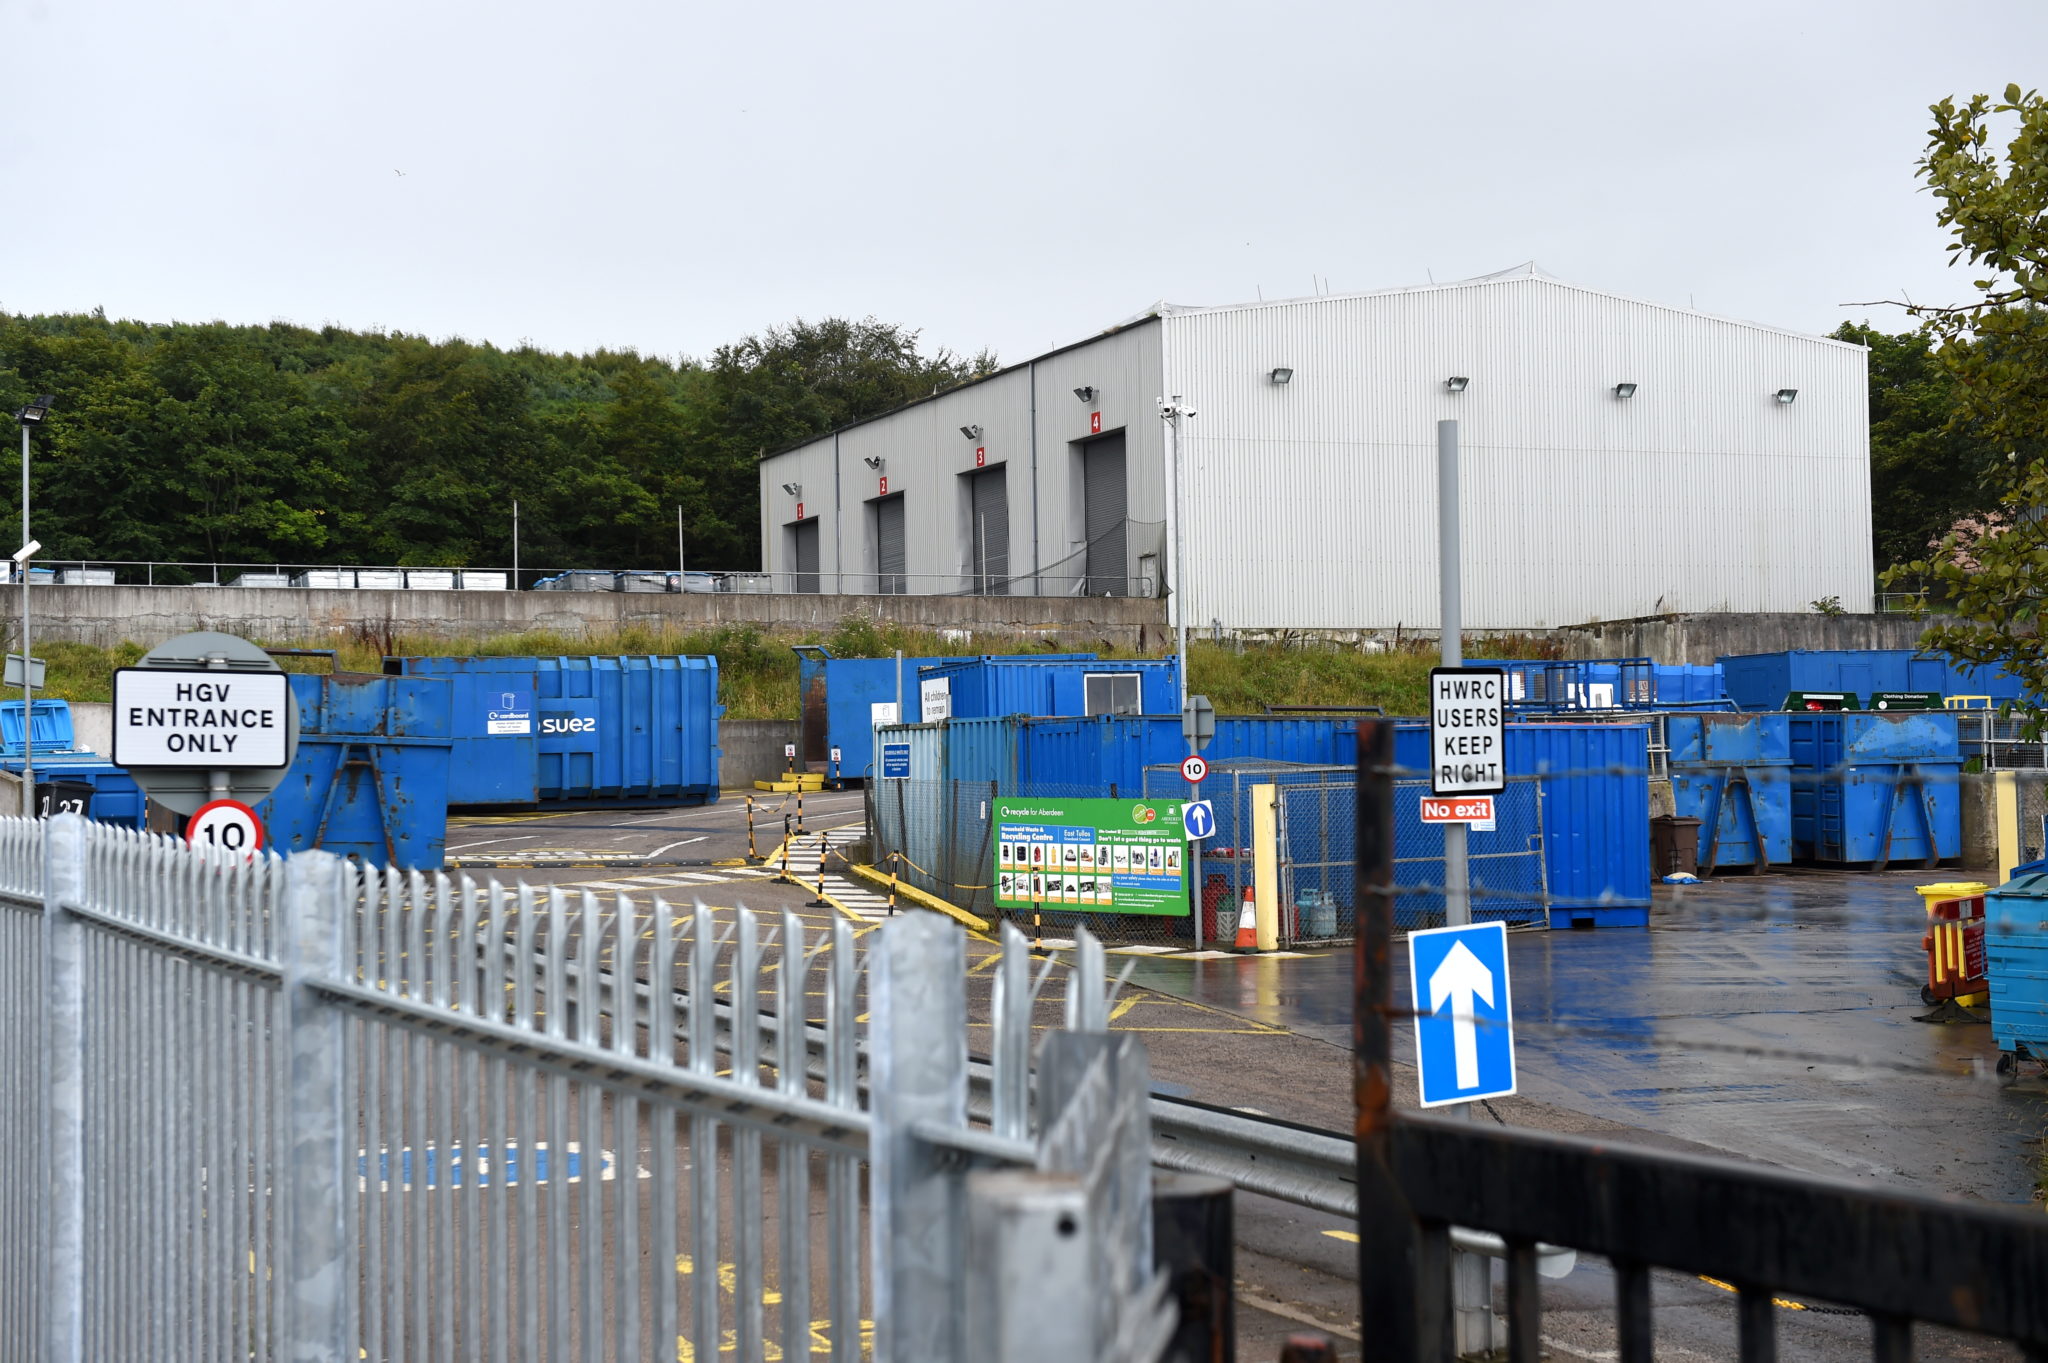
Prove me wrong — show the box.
[1083,434,1126,596]
[875,495,905,594]
[969,467,1009,595]
[792,519,820,594]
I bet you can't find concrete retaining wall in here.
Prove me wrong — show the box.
[721,719,800,790]
[1555,613,1954,665]
[17,585,1168,652]
[1959,773,1998,874]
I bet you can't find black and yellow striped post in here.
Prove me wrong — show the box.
[888,852,899,916]
[781,814,793,882]
[746,795,758,861]
[795,786,807,837]
[810,831,831,907]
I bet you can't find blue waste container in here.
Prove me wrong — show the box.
[1984,871,2048,1082]
[1786,712,1961,865]
[0,699,147,829]
[257,674,453,870]
[1666,713,1792,871]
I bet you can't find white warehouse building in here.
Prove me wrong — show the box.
[757,264,1873,631]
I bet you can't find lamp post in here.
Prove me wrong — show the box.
[14,394,52,818]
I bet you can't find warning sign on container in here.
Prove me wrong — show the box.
[112,669,292,768]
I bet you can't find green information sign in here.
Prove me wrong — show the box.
[992,797,1189,917]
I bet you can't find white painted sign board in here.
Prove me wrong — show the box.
[1428,667,1506,796]
[112,668,291,768]
[870,702,900,727]
[920,677,951,724]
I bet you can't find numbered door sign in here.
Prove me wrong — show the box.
[1180,755,1209,784]
[187,798,265,858]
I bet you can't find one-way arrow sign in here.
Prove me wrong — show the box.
[1408,921,1516,1107]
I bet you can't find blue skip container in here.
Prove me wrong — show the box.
[1666,713,1793,871]
[0,699,147,828]
[258,674,453,870]
[386,655,722,807]
[1785,712,1961,865]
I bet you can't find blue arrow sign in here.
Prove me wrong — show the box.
[1182,800,1216,841]
[1408,921,1516,1107]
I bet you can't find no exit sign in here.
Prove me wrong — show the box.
[1420,795,1497,831]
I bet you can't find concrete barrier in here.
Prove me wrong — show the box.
[1556,612,1957,666]
[722,719,802,790]
[19,584,1168,652]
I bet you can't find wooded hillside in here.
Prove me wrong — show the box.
[0,312,991,579]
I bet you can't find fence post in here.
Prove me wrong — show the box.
[868,910,967,1363]
[42,813,88,1363]
[281,850,351,1362]
[1354,720,1421,1363]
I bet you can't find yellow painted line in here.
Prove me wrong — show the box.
[1323,1229,1360,1244]
[1697,1275,1808,1310]
[1108,995,1142,1023]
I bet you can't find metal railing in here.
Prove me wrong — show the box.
[1348,720,2048,1363]
[0,815,1171,1363]
[1955,708,2047,768]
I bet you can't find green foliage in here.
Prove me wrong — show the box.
[1883,85,2048,717]
[1810,595,1847,616]
[1833,321,2005,570]
[0,313,981,575]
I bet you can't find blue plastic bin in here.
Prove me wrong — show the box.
[1785,712,1961,865]
[1984,871,2048,1072]
[0,700,147,828]
[258,674,453,870]
[1666,713,1793,870]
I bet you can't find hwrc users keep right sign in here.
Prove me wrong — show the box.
[1429,667,1506,796]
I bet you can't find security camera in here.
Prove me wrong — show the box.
[863,456,884,471]
[780,482,802,497]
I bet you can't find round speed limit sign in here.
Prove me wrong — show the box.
[1180,754,1209,784]
[187,798,265,858]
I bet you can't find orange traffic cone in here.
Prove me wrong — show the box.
[1233,885,1259,952]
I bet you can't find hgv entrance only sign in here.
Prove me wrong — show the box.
[112,669,291,767]
[1428,666,1506,796]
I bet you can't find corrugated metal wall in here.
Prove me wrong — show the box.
[1164,271,1872,629]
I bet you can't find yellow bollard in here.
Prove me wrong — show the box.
[889,853,899,916]
[796,787,807,836]
[746,795,758,862]
[811,832,830,907]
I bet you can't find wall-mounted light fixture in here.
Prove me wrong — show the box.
[1268,367,1294,385]
[862,456,884,471]
[959,424,982,440]
[1445,376,1470,393]
[1613,382,1638,399]
[780,482,802,497]
[14,394,53,426]
[1073,386,1095,403]
[1774,389,1798,405]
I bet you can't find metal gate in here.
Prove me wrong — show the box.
[1083,434,1127,597]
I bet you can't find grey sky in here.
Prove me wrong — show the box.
[5,0,2041,366]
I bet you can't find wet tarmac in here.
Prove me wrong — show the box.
[1124,869,2048,1207]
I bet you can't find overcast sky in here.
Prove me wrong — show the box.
[4,0,2042,367]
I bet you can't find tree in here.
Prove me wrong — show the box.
[1834,321,2004,571]
[1879,85,2048,702]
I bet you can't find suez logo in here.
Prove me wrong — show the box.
[539,713,597,736]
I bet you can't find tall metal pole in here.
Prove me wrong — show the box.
[1160,398,1190,716]
[677,505,686,579]
[1439,418,1467,927]
[19,422,31,819]
[512,499,520,589]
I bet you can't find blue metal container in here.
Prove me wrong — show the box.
[1396,722,1653,927]
[1785,712,1961,864]
[916,655,1179,721]
[795,650,1001,777]
[1665,713,1793,870]
[1499,658,1729,713]
[387,655,721,805]
[1720,650,2032,711]
[0,700,147,828]
[258,673,453,870]
[1985,871,2048,1066]
[1010,715,1358,796]
[943,716,1019,788]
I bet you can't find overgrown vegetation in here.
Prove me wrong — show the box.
[12,618,1497,720]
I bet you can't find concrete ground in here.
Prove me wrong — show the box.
[439,800,2048,1361]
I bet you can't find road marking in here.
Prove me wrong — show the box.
[1322,1229,1359,1243]
[1696,1274,1809,1310]
[1234,1289,1360,1342]
[646,836,708,859]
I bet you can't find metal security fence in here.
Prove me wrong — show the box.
[1,815,1169,1363]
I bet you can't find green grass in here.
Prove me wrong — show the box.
[17,614,1545,720]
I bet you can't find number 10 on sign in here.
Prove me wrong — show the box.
[187,798,265,858]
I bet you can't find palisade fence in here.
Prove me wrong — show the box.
[0,815,1172,1363]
